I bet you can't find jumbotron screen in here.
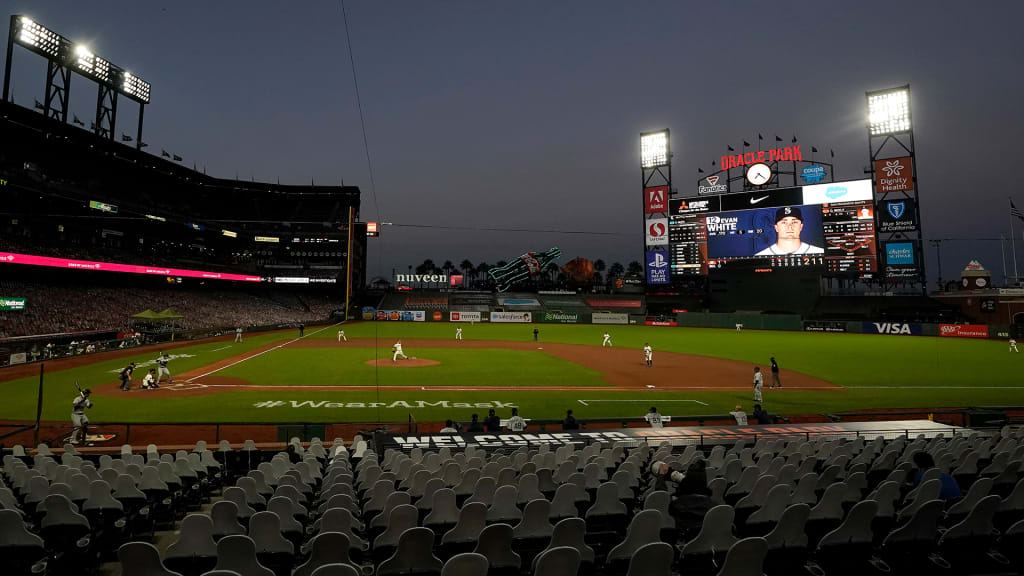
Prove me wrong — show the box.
[668,179,878,277]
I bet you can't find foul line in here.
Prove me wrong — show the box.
[210,345,233,352]
[184,322,341,383]
[844,386,1024,390]
[578,399,709,406]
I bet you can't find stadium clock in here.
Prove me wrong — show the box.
[746,163,772,186]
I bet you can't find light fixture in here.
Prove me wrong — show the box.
[121,71,151,103]
[16,17,62,59]
[867,87,911,135]
[641,130,670,169]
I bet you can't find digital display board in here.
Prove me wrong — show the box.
[669,179,877,277]
[0,252,262,282]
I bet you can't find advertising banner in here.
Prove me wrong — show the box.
[800,180,873,205]
[586,299,643,309]
[646,250,670,285]
[884,241,920,278]
[671,196,720,215]
[645,186,669,214]
[361,306,376,320]
[0,297,26,311]
[863,322,923,335]
[8,353,27,365]
[800,164,827,184]
[719,187,804,212]
[0,251,261,282]
[449,311,482,322]
[490,311,532,323]
[878,198,918,233]
[646,318,678,327]
[592,312,629,325]
[497,297,540,307]
[940,324,989,338]
[697,175,728,195]
[873,157,914,193]
[645,218,669,246]
[537,311,587,324]
[803,321,847,333]
[398,311,426,322]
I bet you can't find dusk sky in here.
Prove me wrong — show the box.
[5,1,1024,284]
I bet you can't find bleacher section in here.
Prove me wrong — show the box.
[5,425,1024,575]
[496,294,544,312]
[378,293,450,312]
[449,293,495,314]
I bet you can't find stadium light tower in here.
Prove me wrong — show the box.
[3,14,151,148]
[640,129,672,289]
[866,85,926,295]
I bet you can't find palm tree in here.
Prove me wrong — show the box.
[609,262,625,278]
[627,261,643,276]
[460,259,474,283]
[594,259,606,273]
[476,262,490,287]
[443,260,454,278]
[415,259,435,275]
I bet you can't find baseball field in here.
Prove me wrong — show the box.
[0,321,1020,426]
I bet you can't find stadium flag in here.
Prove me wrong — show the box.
[1011,198,1024,222]
[775,135,783,142]
[173,154,182,162]
[161,150,170,158]
[792,135,798,143]
[73,115,84,126]
[742,140,750,148]
[34,99,44,110]
[727,145,734,151]
[758,133,764,141]
[830,149,835,158]
[697,168,704,174]
[811,146,818,153]
[121,134,133,142]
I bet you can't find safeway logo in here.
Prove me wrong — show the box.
[645,218,669,246]
[648,222,666,236]
[644,186,669,213]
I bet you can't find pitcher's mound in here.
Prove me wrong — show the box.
[365,358,441,368]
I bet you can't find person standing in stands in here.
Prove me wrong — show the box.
[644,406,664,428]
[769,356,782,389]
[507,408,526,432]
[562,409,580,430]
[466,414,484,433]
[751,404,771,424]
[439,420,458,433]
[729,405,748,425]
[484,409,501,432]
[119,361,136,391]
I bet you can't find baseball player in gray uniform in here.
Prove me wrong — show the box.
[156,352,172,384]
[71,388,93,444]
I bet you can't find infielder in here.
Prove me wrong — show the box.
[338,330,347,342]
[456,327,463,340]
[753,366,764,402]
[156,352,172,384]
[235,327,243,342]
[769,356,781,389]
[1011,338,1019,353]
[736,323,743,332]
[602,332,612,347]
[643,343,653,367]
[71,388,92,444]
[392,340,409,362]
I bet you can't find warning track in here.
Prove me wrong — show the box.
[89,337,839,398]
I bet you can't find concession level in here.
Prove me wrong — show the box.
[668,179,878,277]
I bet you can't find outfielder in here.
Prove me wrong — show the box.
[392,340,409,362]
[71,388,92,445]
[156,352,172,384]
[602,332,612,347]
[753,366,764,402]
[643,343,653,367]
[1011,338,1019,353]
[456,327,463,340]
[338,330,347,342]
[235,327,243,342]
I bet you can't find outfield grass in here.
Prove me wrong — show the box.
[0,321,1020,423]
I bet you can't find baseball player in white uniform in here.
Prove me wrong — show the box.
[602,332,612,347]
[456,327,463,340]
[1011,338,1019,353]
[392,340,409,362]
[338,330,347,342]
[753,366,764,402]
[141,369,157,389]
[71,388,92,444]
[644,406,664,428]
[235,327,243,342]
[643,343,653,367]
[156,352,172,384]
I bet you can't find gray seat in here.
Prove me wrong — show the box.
[213,535,274,576]
[442,502,487,546]
[534,546,581,576]
[682,504,738,556]
[118,541,183,576]
[608,509,662,562]
[514,499,554,540]
[373,504,418,552]
[293,532,358,576]
[643,491,676,531]
[441,552,489,576]
[549,484,580,521]
[818,500,877,548]
[716,537,768,576]
[212,500,246,540]
[747,484,792,533]
[310,564,359,576]
[424,488,460,532]
[378,527,443,576]
[165,514,218,575]
[764,503,810,550]
[223,487,257,523]
[473,523,521,572]
[626,541,673,576]
[487,485,523,523]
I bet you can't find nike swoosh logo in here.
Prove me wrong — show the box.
[750,196,769,204]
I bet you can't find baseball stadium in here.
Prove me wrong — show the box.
[2,7,1024,576]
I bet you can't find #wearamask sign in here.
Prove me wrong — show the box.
[873,157,913,193]
[646,218,669,246]
[645,186,669,213]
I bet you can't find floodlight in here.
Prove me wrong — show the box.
[222,230,238,238]
[73,45,112,83]
[867,87,911,135]
[121,71,151,104]
[641,130,670,169]
[16,16,63,59]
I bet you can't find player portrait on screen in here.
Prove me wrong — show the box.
[754,206,824,256]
